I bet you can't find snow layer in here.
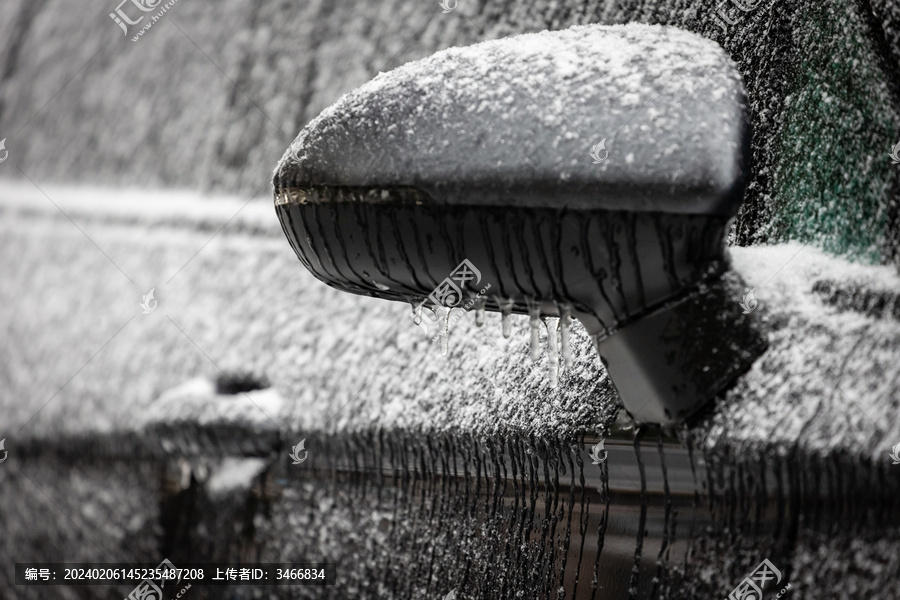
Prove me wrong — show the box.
[700,243,900,457]
[275,24,747,215]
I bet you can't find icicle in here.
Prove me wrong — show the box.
[500,299,514,338]
[559,305,573,370]
[441,308,451,356]
[545,318,559,388]
[529,305,541,362]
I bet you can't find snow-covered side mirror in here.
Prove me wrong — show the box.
[273,24,766,425]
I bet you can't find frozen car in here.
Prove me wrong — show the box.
[1,1,900,599]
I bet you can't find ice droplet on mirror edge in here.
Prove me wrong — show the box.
[500,299,514,339]
[529,305,541,362]
[475,305,485,327]
[545,317,559,388]
[560,305,573,370]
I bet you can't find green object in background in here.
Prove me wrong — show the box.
[769,0,898,263]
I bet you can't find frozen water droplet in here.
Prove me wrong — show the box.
[545,318,559,388]
[500,299,514,338]
[529,305,541,362]
[475,305,486,327]
[559,305,573,369]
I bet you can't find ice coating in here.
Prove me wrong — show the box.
[528,305,542,362]
[545,318,560,388]
[274,24,749,216]
[559,306,574,370]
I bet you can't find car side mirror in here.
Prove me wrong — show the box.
[273,24,767,425]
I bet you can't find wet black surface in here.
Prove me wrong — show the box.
[4,430,899,599]
[275,199,729,329]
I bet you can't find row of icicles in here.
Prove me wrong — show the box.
[411,300,575,388]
